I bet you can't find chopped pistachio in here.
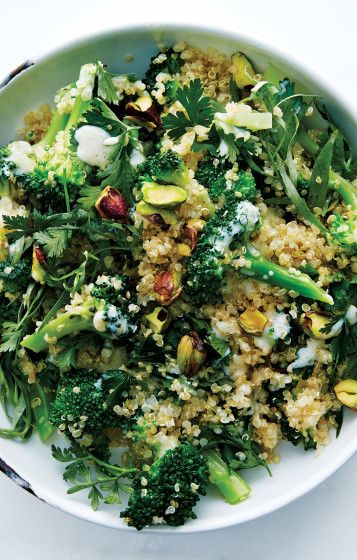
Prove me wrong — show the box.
[136,200,178,225]
[238,309,267,334]
[177,243,191,256]
[153,270,182,306]
[300,312,342,339]
[230,52,257,89]
[177,331,207,376]
[141,181,188,208]
[145,306,171,333]
[334,379,357,410]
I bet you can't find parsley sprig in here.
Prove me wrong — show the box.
[162,79,213,139]
[52,444,137,510]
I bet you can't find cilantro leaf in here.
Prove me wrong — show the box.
[78,98,125,137]
[162,79,213,139]
[77,185,103,210]
[0,323,23,353]
[34,229,71,258]
[96,63,119,105]
[97,138,135,205]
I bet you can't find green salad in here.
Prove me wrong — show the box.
[0,43,356,530]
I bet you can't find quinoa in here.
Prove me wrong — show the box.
[2,42,355,527]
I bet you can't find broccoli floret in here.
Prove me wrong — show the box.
[1,65,99,212]
[144,49,184,93]
[49,369,117,439]
[205,449,251,504]
[121,443,209,530]
[138,150,189,188]
[329,212,357,255]
[164,80,181,105]
[195,158,257,202]
[186,175,334,305]
[21,274,140,353]
[0,259,31,294]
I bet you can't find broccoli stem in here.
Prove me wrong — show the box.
[206,450,251,504]
[66,97,91,131]
[297,130,357,210]
[21,313,91,353]
[240,248,333,305]
[37,109,69,148]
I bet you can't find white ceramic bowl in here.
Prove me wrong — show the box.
[0,24,356,533]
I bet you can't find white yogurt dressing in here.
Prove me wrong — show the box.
[254,311,290,354]
[75,125,113,169]
[287,338,322,372]
[346,305,357,326]
[212,201,260,252]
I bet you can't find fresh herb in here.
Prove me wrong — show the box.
[162,79,213,139]
[52,444,136,510]
[96,63,119,105]
[308,131,337,209]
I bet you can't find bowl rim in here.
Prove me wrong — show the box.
[0,22,356,534]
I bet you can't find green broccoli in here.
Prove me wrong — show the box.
[205,449,251,504]
[121,443,209,530]
[195,157,257,202]
[0,259,31,294]
[328,211,357,254]
[21,274,140,353]
[164,80,182,105]
[186,174,333,305]
[137,150,189,188]
[49,368,118,440]
[0,109,70,207]
[144,48,184,93]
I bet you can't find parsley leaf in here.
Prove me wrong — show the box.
[34,229,71,258]
[96,63,119,105]
[51,443,137,512]
[97,138,135,205]
[78,98,125,137]
[162,79,213,139]
[77,185,103,210]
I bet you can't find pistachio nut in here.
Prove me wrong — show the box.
[153,270,182,306]
[95,186,128,222]
[334,379,357,410]
[177,243,191,257]
[145,306,171,333]
[300,312,342,340]
[238,309,267,334]
[141,181,188,208]
[136,200,178,225]
[31,245,47,284]
[231,52,257,89]
[177,331,207,376]
[183,218,206,250]
[125,93,162,130]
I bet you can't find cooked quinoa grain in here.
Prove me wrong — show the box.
[1,42,355,530]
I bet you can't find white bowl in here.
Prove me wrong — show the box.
[0,24,356,533]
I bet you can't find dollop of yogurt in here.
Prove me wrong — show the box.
[75,125,113,169]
